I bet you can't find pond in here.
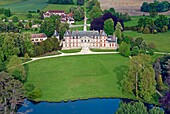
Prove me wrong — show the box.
[17,98,165,114]
[18,98,121,114]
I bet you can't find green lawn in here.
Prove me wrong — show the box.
[123,31,170,52]
[61,49,81,53]
[25,54,134,102]
[90,49,117,52]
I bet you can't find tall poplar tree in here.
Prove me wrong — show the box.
[122,54,156,101]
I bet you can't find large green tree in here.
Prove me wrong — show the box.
[7,55,26,82]
[2,36,19,60]
[122,54,156,101]
[73,7,84,21]
[114,22,123,44]
[40,18,55,37]
[115,101,164,114]
[104,18,114,35]
[89,5,102,20]
[0,71,24,114]
[119,41,131,57]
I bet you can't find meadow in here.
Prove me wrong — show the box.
[0,0,48,12]
[0,0,24,5]
[25,54,135,102]
[123,31,170,52]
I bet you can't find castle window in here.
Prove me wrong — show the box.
[81,40,83,42]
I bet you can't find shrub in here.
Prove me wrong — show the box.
[162,25,168,32]
[12,16,19,23]
[143,27,150,34]
[148,42,156,49]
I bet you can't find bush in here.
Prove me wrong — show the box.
[143,27,150,34]
[27,13,32,18]
[162,25,168,32]
[24,53,30,59]
[148,42,156,49]
[12,16,19,23]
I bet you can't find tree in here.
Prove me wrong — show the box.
[149,9,158,18]
[131,46,139,56]
[40,18,55,37]
[104,18,114,35]
[114,22,123,44]
[0,71,24,114]
[12,16,19,23]
[149,107,164,114]
[3,9,11,17]
[77,0,84,5]
[119,41,131,57]
[143,27,150,34]
[7,55,26,82]
[48,0,73,4]
[154,15,169,30]
[122,54,156,101]
[59,23,69,39]
[159,92,170,111]
[89,5,102,20]
[73,7,84,21]
[27,13,32,18]
[115,101,164,114]
[2,36,19,60]
[115,102,148,114]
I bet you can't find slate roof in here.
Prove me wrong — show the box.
[64,30,106,38]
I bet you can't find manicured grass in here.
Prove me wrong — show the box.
[61,49,81,53]
[90,48,117,52]
[70,26,84,31]
[0,0,24,5]
[25,54,134,102]
[0,0,48,12]
[123,31,170,52]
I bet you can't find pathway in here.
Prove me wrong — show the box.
[23,49,119,65]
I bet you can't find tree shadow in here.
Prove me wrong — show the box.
[113,65,129,89]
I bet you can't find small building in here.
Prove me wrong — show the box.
[43,10,65,18]
[31,33,47,43]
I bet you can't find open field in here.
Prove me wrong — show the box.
[0,0,24,5]
[98,0,170,16]
[25,54,135,102]
[123,31,170,52]
[0,0,48,12]
[124,15,170,27]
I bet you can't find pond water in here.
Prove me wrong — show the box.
[18,98,121,114]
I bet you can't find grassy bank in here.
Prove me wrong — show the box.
[61,49,81,53]
[123,31,170,52]
[25,54,135,102]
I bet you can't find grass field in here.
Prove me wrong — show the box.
[61,49,81,53]
[123,31,170,52]
[124,15,170,27]
[90,49,117,52]
[0,0,48,12]
[0,0,24,5]
[25,54,135,102]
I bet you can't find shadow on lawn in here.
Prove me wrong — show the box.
[114,65,128,89]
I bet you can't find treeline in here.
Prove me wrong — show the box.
[48,0,74,4]
[125,15,170,34]
[141,1,170,12]
[153,55,170,112]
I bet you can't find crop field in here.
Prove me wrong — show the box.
[98,0,170,16]
[0,0,48,12]
[0,0,24,5]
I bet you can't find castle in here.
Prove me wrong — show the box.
[62,13,118,50]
